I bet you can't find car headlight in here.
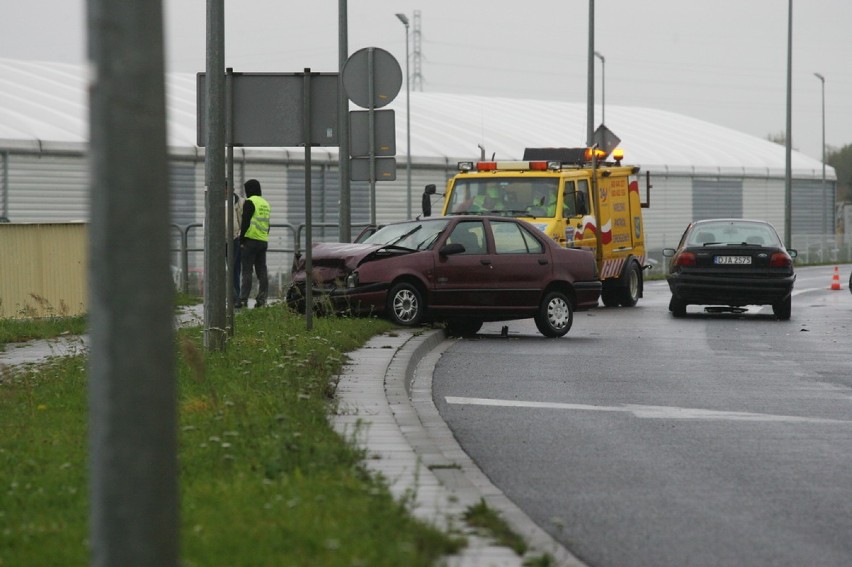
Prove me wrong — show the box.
[346,272,359,288]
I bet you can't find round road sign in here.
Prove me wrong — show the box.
[342,47,402,109]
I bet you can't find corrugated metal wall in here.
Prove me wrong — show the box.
[693,179,744,220]
[0,144,835,296]
[0,223,87,318]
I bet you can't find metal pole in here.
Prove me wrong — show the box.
[338,0,351,242]
[594,51,605,125]
[586,0,595,146]
[814,72,826,237]
[226,67,235,335]
[304,69,314,331]
[368,48,376,226]
[396,13,411,218]
[87,0,178,564]
[203,0,226,350]
[784,0,793,249]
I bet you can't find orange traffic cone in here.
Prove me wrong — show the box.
[830,266,841,290]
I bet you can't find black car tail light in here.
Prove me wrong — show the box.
[770,252,792,268]
[673,251,696,267]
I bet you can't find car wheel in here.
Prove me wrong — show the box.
[445,319,483,337]
[669,295,686,317]
[772,295,791,320]
[618,262,641,307]
[534,291,574,337]
[387,282,424,326]
[285,285,306,314]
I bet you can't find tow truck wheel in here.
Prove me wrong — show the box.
[387,282,424,326]
[535,291,573,337]
[618,262,641,307]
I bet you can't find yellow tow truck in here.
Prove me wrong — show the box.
[423,146,651,306]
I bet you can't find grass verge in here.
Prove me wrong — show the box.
[0,304,464,566]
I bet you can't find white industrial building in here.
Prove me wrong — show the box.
[0,57,837,279]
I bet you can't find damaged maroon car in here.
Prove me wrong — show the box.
[286,216,601,337]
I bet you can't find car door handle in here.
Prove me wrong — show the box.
[538,258,549,265]
[480,259,492,266]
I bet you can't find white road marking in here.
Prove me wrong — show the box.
[445,396,849,424]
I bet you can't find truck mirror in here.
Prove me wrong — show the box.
[422,184,436,217]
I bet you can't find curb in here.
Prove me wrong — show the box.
[333,329,585,566]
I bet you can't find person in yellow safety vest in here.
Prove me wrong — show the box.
[544,191,558,217]
[469,186,504,212]
[236,179,271,308]
[531,188,558,217]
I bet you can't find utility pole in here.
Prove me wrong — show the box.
[586,0,595,146]
[87,0,178,565]
[203,0,226,350]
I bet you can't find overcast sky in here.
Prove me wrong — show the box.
[3,0,850,162]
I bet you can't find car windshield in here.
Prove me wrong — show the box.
[688,221,783,247]
[362,218,451,250]
[447,178,559,217]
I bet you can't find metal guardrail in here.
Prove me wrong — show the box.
[170,222,374,295]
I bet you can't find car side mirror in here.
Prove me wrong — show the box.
[439,242,465,256]
[787,249,797,259]
[662,248,676,257]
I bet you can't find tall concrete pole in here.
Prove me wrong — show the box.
[204,0,226,350]
[87,0,178,565]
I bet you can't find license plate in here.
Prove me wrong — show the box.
[715,255,752,265]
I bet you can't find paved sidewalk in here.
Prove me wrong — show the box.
[333,329,584,567]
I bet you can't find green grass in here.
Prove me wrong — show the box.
[0,314,87,351]
[0,304,464,566]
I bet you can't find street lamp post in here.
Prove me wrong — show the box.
[594,51,605,125]
[395,13,412,218]
[814,72,826,237]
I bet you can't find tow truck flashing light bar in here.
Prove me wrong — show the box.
[458,147,625,172]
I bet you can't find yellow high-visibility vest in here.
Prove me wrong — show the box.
[244,195,270,241]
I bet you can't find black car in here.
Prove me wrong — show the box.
[662,219,797,319]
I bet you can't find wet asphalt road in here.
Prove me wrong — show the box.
[432,264,852,567]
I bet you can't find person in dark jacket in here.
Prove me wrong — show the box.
[236,179,270,308]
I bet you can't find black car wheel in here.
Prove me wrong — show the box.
[669,295,687,317]
[387,282,424,326]
[772,295,792,320]
[445,319,483,337]
[285,285,306,314]
[534,291,574,337]
[600,283,619,307]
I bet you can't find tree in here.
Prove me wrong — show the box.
[827,144,852,203]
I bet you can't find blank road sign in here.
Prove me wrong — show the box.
[197,72,339,147]
[349,109,396,157]
[350,157,396,181]
[342,47,401,110]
